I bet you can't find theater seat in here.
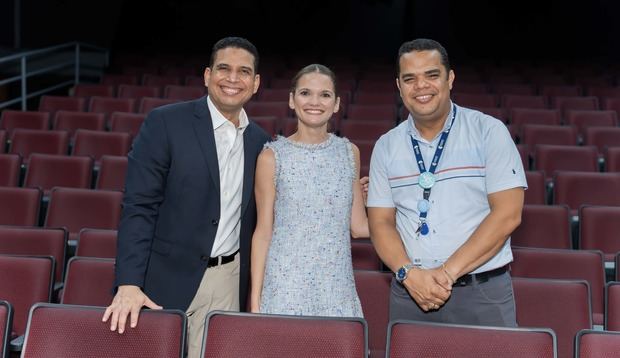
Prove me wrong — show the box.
[202,311,368,358]
[21,303,186,357]
[386,320,556,358]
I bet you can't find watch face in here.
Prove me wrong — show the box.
[397,267,406,281]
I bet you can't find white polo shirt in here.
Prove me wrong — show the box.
[207,96,248,257]
[367,103,527,273]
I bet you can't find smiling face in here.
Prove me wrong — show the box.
[397,49,454,126]
[289,71,340,130]
[204,47,260,121]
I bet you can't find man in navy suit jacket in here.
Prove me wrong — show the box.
[103,37,270,358]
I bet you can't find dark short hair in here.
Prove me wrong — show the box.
[397,38,450,76]
[290,64,338,95]
[209,36,259,73]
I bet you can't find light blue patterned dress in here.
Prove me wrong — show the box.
[260,134,363,318]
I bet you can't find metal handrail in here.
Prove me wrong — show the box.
[0,41,109,111]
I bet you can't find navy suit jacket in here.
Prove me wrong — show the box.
[114,96,270,311]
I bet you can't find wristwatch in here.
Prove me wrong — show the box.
[395,263,416,283]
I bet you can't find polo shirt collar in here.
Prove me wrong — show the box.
[407,101,456,141]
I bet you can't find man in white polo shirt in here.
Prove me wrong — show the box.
[367,38,526,326]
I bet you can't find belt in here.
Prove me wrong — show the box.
[206,250,238,268]
[454,265,508,286]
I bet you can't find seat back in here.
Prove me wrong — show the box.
[606,282,620,331]
[24,154,94,194]
[0,129,6,152]
[583,126,620,155]
[524,170,546,204]
[579,206,620,261]
[501,95,547,109]
[0,255,54,336]
[164,85,205,100]
[88,97,135,117]
[512,277,591,358]
[142,74,181,87]
[38,95,86,115]
[553,171,620,213]
[550,96,599,116]
[493,84,536,96]
[245,101,291,119]
[351,241,382,270]
[340,120,395,142]
[138,97,178,114]
[117,84,161,99]
[61,257,115,306]
[605,147,620,172]
[564,110,618,139]
[347,104,397,121]
[452,93,498,108]
[95,155,128,191]
[109,112,145,138]
[251,116,279,136]
[202,311,367,358]
[510,108,561,132]
[9,129,70,160]
[575,329,620,358]
[534,144,598,179]
[473,107,508,123]
[386,320,556,358]
[73,84,115,98]
[184,75,204,87]
[101,74,138,87]
[354,92,399,105]
[21,303,186,358]
[72,129,132,163]
[351,140,375,177]
[511,204,571,249]
[521,125,578,150]
[356,80,397,92]
[0,110,50,136]
[75,229,117,258]
[0,300,12,358]
[44,188,123,242]
[354,270,391,358]
[511,247,605,325]
[53,111,106,139]
[0,227,67,283]
[0,153,21,186]
[516,144,529,170]
[0,187,41,226]
[540,84,582,97]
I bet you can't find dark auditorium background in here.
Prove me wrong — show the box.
[2,0,620,64]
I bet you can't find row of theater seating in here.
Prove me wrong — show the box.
[9,92,620,140]
[3,109,620,174]
[1,245,619,358]
[3,154,620,216]
[3,106,620,148]
[512,205,620,254]
[5,302,617,358]
[57,82,620,121]
[1,218,620,345]
[5,165,620,218]
[96,64,620,92]
[0,187,122,242]
[0,154,127,192]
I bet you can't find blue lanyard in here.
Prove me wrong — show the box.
[410,104,457,229]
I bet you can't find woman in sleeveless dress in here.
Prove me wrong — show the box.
[250,64,369,317]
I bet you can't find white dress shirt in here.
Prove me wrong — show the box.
[207,96,248,257]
